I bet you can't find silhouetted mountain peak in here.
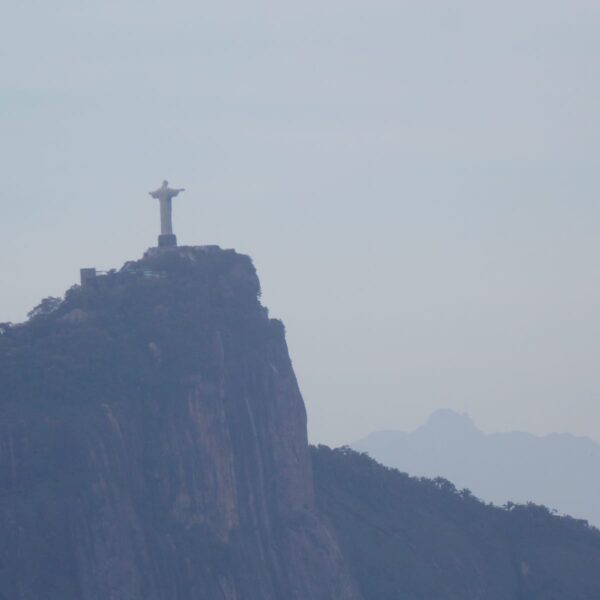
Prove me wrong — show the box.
[420,408,479,436]
[353,409,600,529]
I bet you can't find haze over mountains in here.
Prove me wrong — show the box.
[353,409,600,528]
[3,247,600,599]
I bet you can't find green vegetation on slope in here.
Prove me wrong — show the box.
[312,445,600,600]
[0,248,267,413]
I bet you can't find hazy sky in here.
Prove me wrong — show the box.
[2,1,599,446]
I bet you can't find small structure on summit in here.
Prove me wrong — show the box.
[149,180,186,248]
[79,268,111,286]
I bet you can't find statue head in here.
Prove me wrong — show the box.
[162,180,168,187]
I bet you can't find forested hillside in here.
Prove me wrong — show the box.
[313,445,600,600]
[1,246,599,599]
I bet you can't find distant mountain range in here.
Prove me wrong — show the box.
[352,409,600,528]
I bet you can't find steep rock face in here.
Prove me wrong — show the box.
[0,247,361,600]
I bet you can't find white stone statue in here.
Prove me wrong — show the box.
[149,180,185,235]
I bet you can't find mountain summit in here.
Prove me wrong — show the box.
[0,246,360,600]
[1,246,600,599]
[421,409,480,436]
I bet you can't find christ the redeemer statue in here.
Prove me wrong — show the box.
[149,180,185,248]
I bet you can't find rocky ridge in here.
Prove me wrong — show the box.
[0,246,360,600]
[2,246,600,600]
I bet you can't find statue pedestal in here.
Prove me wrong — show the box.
[158,234,177,248]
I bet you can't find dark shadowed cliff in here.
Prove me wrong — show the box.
[0,246,360,600]
[2,246,600,599]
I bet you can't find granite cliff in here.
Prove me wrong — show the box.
[2,245,600,600]
[0,246,360,600]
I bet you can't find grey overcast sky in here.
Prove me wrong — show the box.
[2,1,599,446]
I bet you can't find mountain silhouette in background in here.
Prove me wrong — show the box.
[353,409,600,527]
[1,247,600,599]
